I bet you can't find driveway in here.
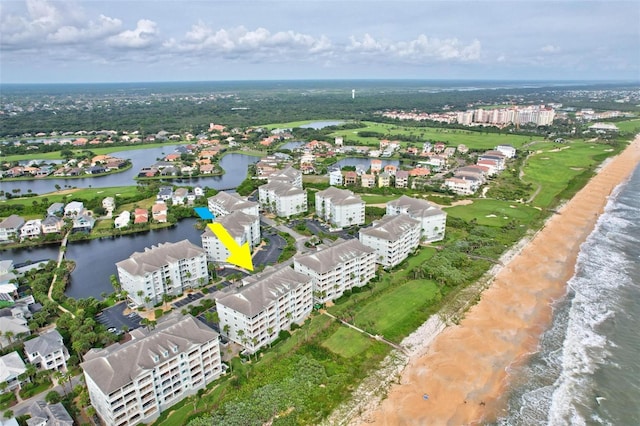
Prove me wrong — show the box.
[253,232,286,266]
[95,302,143,332]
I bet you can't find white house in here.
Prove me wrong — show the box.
[64,201,84,217]
[258,181,307,218]
[0,215,24,242]
[315,187,365,229]
[216,265,313,353]
[293,239,376,304]
[329,169,343,186]
[207,192,259,218]
[444,176,481,195]
[82,315,222,426]
[151,202,168,223]
[102,197,116,214]
[495,144,517,158]
[0,351,27,393]
[24,329,69,372]
[114,211,131,229]
[201,211,260,264]
[116,240,208,307]
[386,195,447,242]
[19,219,42,239]
[359,214,421,268]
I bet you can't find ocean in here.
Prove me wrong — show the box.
[494,163,640,425]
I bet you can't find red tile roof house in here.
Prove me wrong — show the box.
[134,208,149,224]
[165,153,181,162]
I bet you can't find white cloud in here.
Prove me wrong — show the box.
[47,15,122,44]
[541,44,561,53]
[107,19,158,49]
[347,33,482,62]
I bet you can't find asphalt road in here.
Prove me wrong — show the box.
[95,302,142,332]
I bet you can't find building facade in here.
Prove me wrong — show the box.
[207,192,259,218]
[216,265,313,353]
[359,214,421,268]
[258,181,307,218]
[315,187,365,229]
[201,211,260,263]
[386,195,447,242]
[293,239,376,304]
[116,240,208,307]
[24,329,69,372]
[82,315,222,426]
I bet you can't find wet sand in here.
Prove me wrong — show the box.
[365,136,640,425]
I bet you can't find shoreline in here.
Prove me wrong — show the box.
[353,135,640,425]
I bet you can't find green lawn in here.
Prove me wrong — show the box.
[327,121,535,150]
[444,199,541,226]
[322,325,372,358]
[354,279,440,342]
[521,141,616,208]
[1,186,142,205]
[614,119,640,134]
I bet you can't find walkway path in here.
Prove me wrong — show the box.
[260,217,311,253]
[321,310,406,354]
[47,230,74,318]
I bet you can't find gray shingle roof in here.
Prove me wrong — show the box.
[0,215,24,230]
[316,187,363,206]
[201,211,257,240]
[24,329,64,357]
[259,181,305,197]
[208,192,258,213]
[0,351,26,382]
[387,195,446,218]
[81,315,218,394]
[116,240,205,277]
[216,265,311,317]
[294,239,375,274]
[359,214,420,241]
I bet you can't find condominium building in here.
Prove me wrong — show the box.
[293,239,376,304]
[82,315,222,426]
[216,265,313,353]
[207,192,259,218]
[201,211,260,263]
[258,181,307,218]
[24,329,69,372]
[265,165,303,188]
[315,187,365,229]
[116,240,208,307]
[386,195,447,242]
[359,214,421,268]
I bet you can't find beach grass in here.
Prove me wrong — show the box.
[322,326,372,358]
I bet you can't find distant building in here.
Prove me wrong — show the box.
[116,240,208,307]
[216,265,313,353]
[495,144,516,158]
[315,187,365,229]
[359,214,421,268]
[294,239,376,304]
[395,170,409,188]
[82,315,222,426]
[0,215,24,242]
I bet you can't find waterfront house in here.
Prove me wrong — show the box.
[82,315,222,426]
[19,219,42,239]
[361,174,375,188]
[116,240,208,307]
[24,329,69,372]
[134,209,149,224]
[359,214,421,268]
[216,265,313,353]
[0,215,24,242]
[172,188,188,205]
[151,202,168,223]
[46,203,65,216]
[102,197,115,214]
[344,171,358,186]
[41,216,64,234]
[64,201,84,217]
[72,214,96,233]
[157,187,173,201]
[293,239,376,304]
[114,211,131,229]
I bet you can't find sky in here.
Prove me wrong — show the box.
[1,0,639,84]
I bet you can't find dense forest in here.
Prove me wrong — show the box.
[1,80,637,137]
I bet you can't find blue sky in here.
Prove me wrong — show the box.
[1,0,638,83]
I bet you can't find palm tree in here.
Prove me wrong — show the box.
[223,324,230,337]
[4,331,14,346]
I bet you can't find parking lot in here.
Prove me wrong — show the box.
[253,231,286,266]
[96,302,143,332]
[290,219,357,241]
[172,292,204,308]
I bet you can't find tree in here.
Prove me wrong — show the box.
[45,390,62,404]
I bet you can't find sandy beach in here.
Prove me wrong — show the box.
[362,136,640,426]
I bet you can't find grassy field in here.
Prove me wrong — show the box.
[261,119,345,129]
[615,119,640,134]
[353,279,440,342]
[521,141,618,208]
[327,121,536,150]
[444,199,542,226]
[322,326,372,358]
[1,186,142,206]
